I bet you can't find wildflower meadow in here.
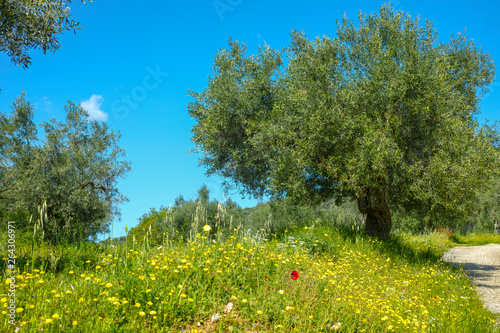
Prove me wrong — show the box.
[1,222,498,332]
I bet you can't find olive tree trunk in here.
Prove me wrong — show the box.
[356,178,392,240]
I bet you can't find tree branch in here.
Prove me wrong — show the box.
[81,180,108,193]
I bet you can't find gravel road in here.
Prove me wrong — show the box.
[442,244,500,314]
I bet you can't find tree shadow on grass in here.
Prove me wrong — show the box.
[383,238,444,263]
[333,227,447,264]
[1,241,104,274]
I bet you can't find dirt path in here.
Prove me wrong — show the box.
[442,244,500,314]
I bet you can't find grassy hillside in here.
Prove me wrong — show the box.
[2,225,499,332]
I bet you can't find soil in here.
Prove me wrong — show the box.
[442,244,500,314]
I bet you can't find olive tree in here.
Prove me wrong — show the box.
[0,93,130,243]
[0,0,89,68]
[188,5,499,239]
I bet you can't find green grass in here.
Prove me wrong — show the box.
[452,233,500,246]
[386,232,453,261]
[1,227,498,332]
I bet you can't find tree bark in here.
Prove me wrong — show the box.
[356,178,392,240]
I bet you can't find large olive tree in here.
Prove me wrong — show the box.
[188,5,499,239]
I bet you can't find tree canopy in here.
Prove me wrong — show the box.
[0,0,88,68]
[0,93,130,243]
[188,5,500,239]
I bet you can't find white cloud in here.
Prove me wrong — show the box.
[81,94,108,121]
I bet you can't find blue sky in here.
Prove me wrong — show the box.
[1,0,499,239]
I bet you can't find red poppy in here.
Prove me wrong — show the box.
[291,270,299,280]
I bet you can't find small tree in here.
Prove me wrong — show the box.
[0,93,130,243]
[188,5,499,239]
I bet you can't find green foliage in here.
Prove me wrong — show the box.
[188,4,499,239]
[391,208,427,233]
[0,0,89,68]
[132,183,372,246]
[470,177,500,232]
[130,185,243,244]
[0,93,131,243]
[127,206,170,245]
[240,198,365,239]
[239,199,318,237]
